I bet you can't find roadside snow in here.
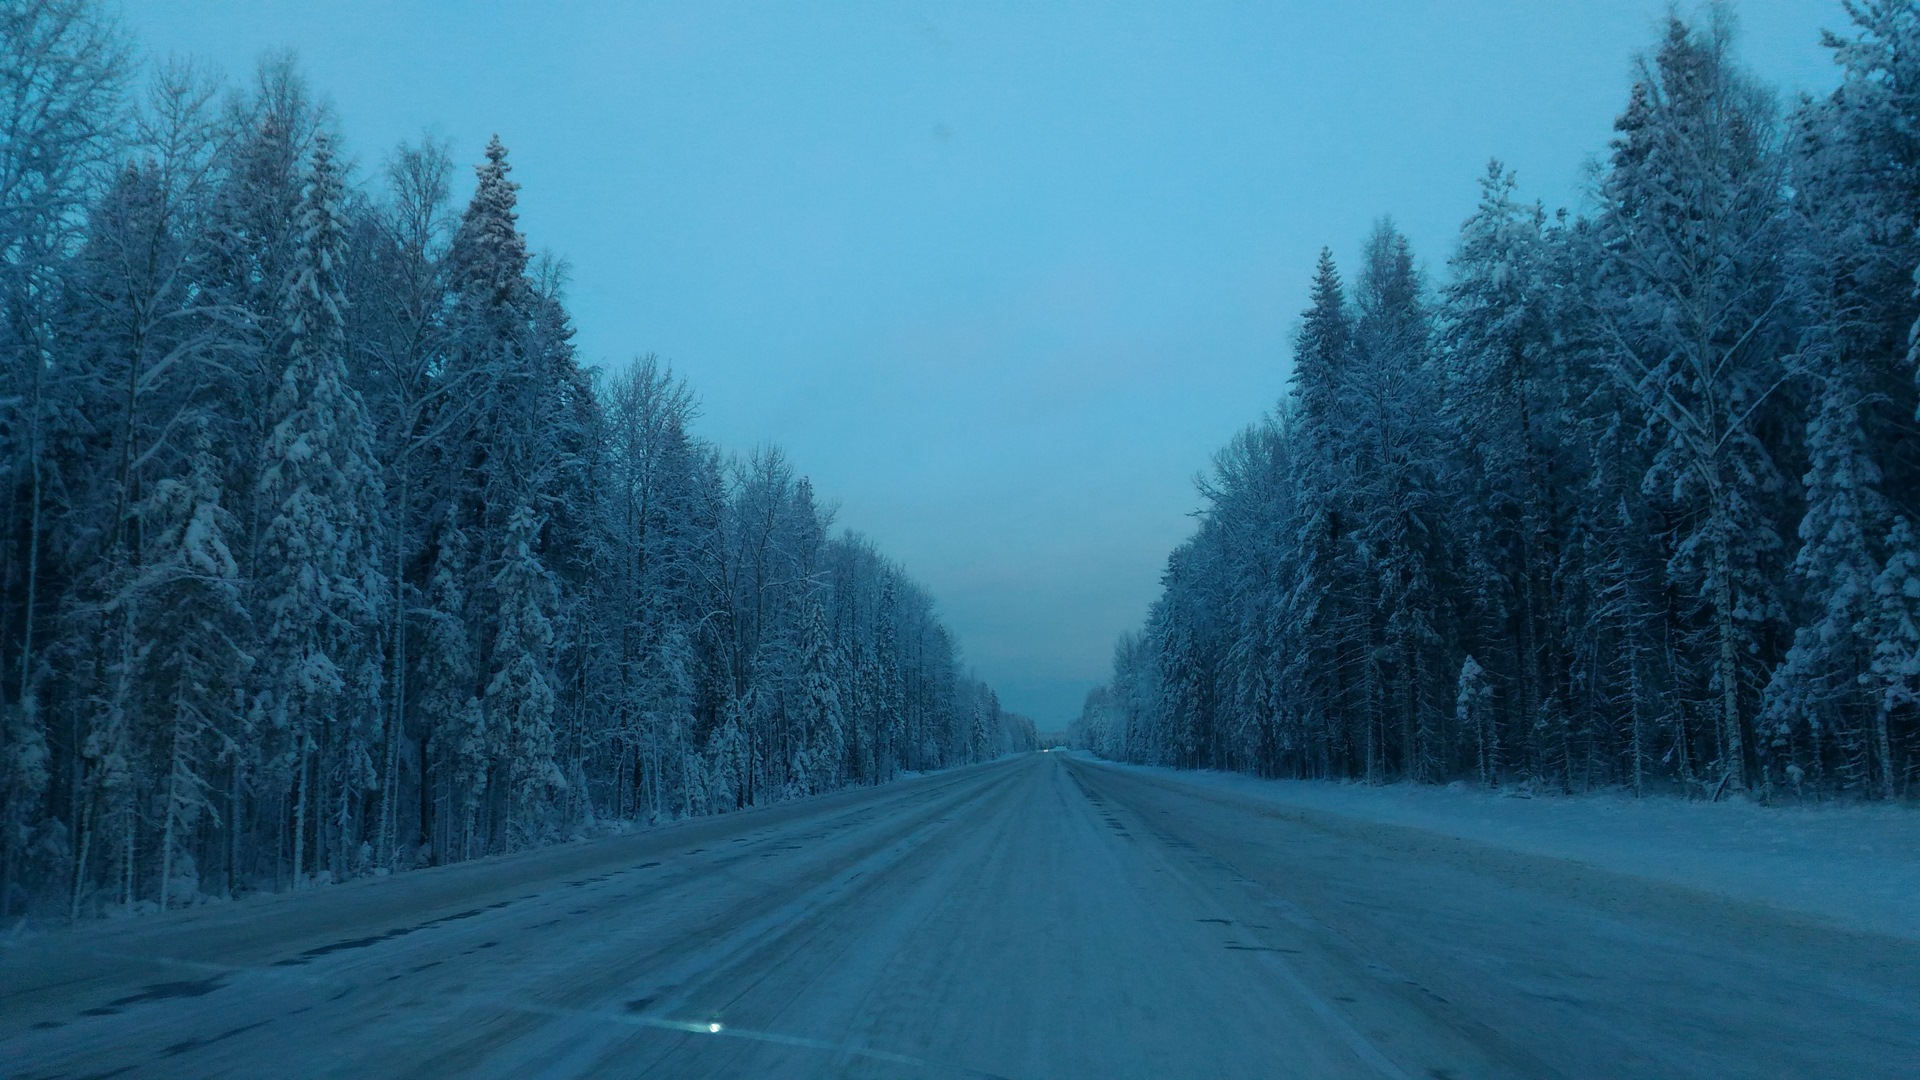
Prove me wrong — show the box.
[1084,756,1920,942]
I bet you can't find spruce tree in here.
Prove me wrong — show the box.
[485,503,559,848]
[253,132,387,884]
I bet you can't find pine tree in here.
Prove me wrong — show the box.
[1813,2,1920,423]
[134,422,248,907]
[1591,14,1791,792]
[485,503,559,848]
[1761,352,1895,793]
[1282,250,1362,776]
[874,574,905,781]
[1455,655,1496,786]
[1349,220,1447,780]
[1870,518,1920,795]
[253,132,388,885]
[1443,161,1564,771]
[792,600,844,795]
[417,508,480,862]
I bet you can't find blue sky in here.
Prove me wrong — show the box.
[125,1,1843,728]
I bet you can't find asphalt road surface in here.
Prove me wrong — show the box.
[3,752,1916,1078]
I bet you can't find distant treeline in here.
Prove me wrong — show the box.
[0,0,1034,919]
[1074,6,1920,800]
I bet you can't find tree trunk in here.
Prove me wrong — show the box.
[159,721,180,911]
[69,794,92,921]
[380,467,411,867]
[1872,703,1896,801]
[1711,513,1746,791]
[292,743,309,889]
[417,731,433,862]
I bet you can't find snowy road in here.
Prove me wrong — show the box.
[4,752,1917,1079]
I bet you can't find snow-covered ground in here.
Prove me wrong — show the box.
[3,752,1916,1078]
[1086,755,1920,941]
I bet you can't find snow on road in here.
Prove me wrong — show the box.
[3,753,1916,1078]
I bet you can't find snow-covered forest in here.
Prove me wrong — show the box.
[0,0,1034,919]
[1074,6,1920,801]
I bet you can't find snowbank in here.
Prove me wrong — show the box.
[1083,756,1920,941]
